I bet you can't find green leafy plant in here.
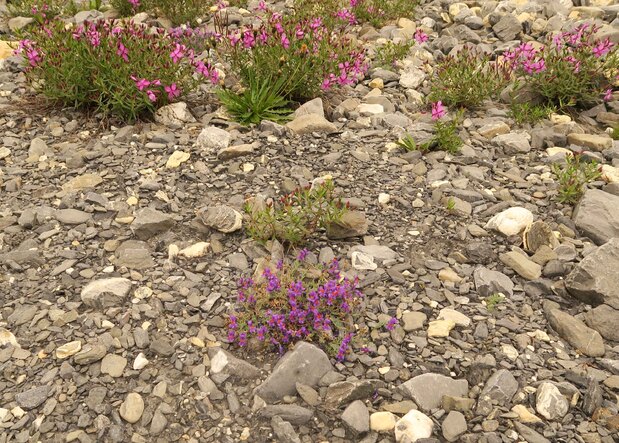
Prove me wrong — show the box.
[395,133,418,152]
[505,25,617,110]
[611,126,619,141]
[7,0,104,19]
[446,198,456,211]
[17,19,218,121]
[351,0,418,28]
[429,45,512,109]
[216,5,367,101]
[244,180,348,247]
[110,0,212,25]
[509,102,555,126]
[217,68,292,125]
[433,113,464,153]
[485,293,504,312]
[375,40,414,68]
[551,152,602,204]
[227,253,364,360]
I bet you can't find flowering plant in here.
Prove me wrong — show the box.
[396,102,462,153]
[227,252,363,360]
[216,5,367,101]
[16,19,218,121]
[349,0,418,28]
[505,24,617,110]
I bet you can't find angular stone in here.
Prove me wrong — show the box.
[402,311,427,331]
[154,102,196,126]
[476,369,519,415]
[442,411,467,442]
[62,174,103,192]
[546,308,605,357]
[325,380,382,409]
[74,344,107,365]
[115,240,154,269]
[474,267,514,297]
[217,142,258,161]
[286,114,337,134]
[499,251,542,280]
[259,405,313,425]
[370,411,396,432]
[427,320,456,337]
[100,354,127,377]
[131,208,174,240]
[271,416,301,443]
[536,383,569,420]
[513,422,551,443]
[567,133,613,152]
[16,386,50,410]
[119,393,144,424]
[209,348,260,381]
[485,207,534,236]
[255,342,332,402]
[196,126,231,151]
[573,190,619,245]
[493,132,531,154]
[326,211,369,239]
[341,400,369,436]
[55,341,81,359]
[196,205,243,233]
[80,278,132,309]
[493,13,521,41]
[55,209,91,225]
[584,304,619,341]
[165,150,190,168]
[479,122,510,138]
[565,238,619,309]
[399,373,468,412]
[395,409,434,442]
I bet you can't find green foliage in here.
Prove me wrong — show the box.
[18,19,214,122]
[110,0,212,25]
[429,46,511,109]
[217,69,292,125]
[395,133,418,152]
[446,198,456,211]
[351,0,418,28]
[485,293,504,312]
[244,180,348,247]
[509,102,555,126]
[506,25,618,110]
[551,152,602,204]
[374,40,414,68]
[611,126,619,141]
[7,0,104,19]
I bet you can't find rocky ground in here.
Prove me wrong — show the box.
[1,0,619,442]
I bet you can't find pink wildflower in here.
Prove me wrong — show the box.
[257,0,267,11]
[170,43,185,64]
[431,101,446,120]
[242,30,255,49]
[414,29,428,44]
[604,88,613,102]
[128,0,140,9]
[164,83,181,100]
[281,33,290,49]
[146,89,157,102]
[593,39,613,58]
[116,42,129,62]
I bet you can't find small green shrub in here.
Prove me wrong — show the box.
[6,0,65,19]
[395,133,418,152]
[509,102,555,126]
[505,25,617,110]
[17,19,218,121]
[110,0,212,25]
[244,180,348,247]
[551,152,602,204]
[375,40,414,68]
[350,0,418,28]
[485,293,504,312]
[396,104,463,154]
[216,6,367,101]
[429,45,511,109]
[217,67,292,125]
[611,126,619,140]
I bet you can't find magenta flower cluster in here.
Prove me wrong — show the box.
[227,253,363,361]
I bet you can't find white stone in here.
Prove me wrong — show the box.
[370,411,397,432]
[485,207,534,236]
[133,353,149,370]
[395,409,434,442]
[154,102,196,126]
[56,341,82,359]
[196,126,231,152]
[351,251,378,271]
[166,150,190,168]
[0,328,19,347]
[378,193,391,205]
[119,393,144,424]
[358,103,385,116]
[536,382,569,420]
[438,308,470,327]
[179,242,210,258]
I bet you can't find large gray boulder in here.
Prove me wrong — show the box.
[573,190,619,245]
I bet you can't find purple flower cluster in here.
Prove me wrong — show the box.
[227,257,362,361]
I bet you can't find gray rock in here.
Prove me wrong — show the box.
[493,133,531,154]
[474,267,514,297]
[271,416,301,443]
[217,142,258,161]
[513,422,551,443]
[80,278,132,309]
[8,16,35,32]
[349,245,398,262]
[325,380,383,409]
[442,411,467,442]
[259,405,313,425]
[16,385,50,410]
[119,393,144,424]
[582,380,603,416]
[399,373,469,412]
[100,354,127,377]
[196,126,231,151]
[584,304,619,341]
[341,400,370,436]
[286,114,337,134]
[326,211,369,239]
[546,308,605,357]
[492,14,521,41]
[255,342,332,402]
[114,240,154,269]
[565,238,619,309]
[131,208,174,240]
[54,209,92,225]
[154,102,196,126]
[476,369,518,415]
[149,337,174,357]
[208,348,260,382]
[74,343,107,365]
[196,205,243,233]
[294,97,325,118]
[402,311,427,331]
[499,251,542,280]
[573,189,619,245]
[536,382,569,420]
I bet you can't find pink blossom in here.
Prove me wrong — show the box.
[431,101,446,120]
[229,32,241,47]
[281,33,290,49]
[242,30,255,49]
[131,76,151,91]
[414,29,428,44]
[258,29,268,44]
[116,42,129,62]
[164,83,181,100]
[593,39,613,58]
[604,88,613,102]
[309,18,323,31]
[170,43,185,63]
[128,0,140,9]
[146,90,157,102]
[87,30,100,47]
[257,0,267,11]
[26,48,42,67]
